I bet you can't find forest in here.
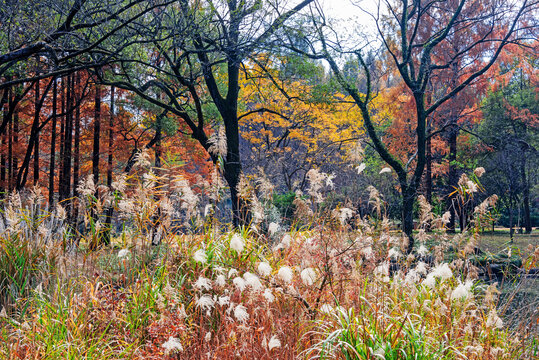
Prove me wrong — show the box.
[0,0,537,359]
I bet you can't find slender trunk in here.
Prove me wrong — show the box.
[425,132,432,204]
[58,78,66,200]
[49,78,57,205]
[447,125,458,232]
[1,124,5,191]
[149,118,162,246]
[12,113,18,192]
[7,106,12,191]
[509,198,514,242]
[33,133,39,186]
[33,79,40,186]
[92,83,101,187]
[61,74,73,207]
[0,89,9,196]
[520,150,532,233]
[72,73,81,223]
[103,85,114,246]
[401,184,415,250]
[90,81,102,249]
[107,86,114,187]
[17,79,51,190]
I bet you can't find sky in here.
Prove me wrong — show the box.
[316,0,381,46]
[319,0,378,27]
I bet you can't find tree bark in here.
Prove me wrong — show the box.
[0,88,9,196]
[61,74,73,206]
[58,78,66,201]
[92,83,101,187]
[72,73,81,226]
[425,133,432,205]
[7,102,12,191]
[520,146,532,233]
[402,185,415,247]
[12,112,18,192]
[103,85,114,246]
[447,125,458,232]
[509,197,514,242]
[33,78,40,186]
[17,78,52,190]
[1,121,5,191]
[49,78,57,205]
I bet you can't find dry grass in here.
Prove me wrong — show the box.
[0,168,537,359]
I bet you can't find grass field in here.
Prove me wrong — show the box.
[476,228,539,255]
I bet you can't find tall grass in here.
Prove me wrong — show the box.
[0,166,536,359]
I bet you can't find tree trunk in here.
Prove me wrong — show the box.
[447,125,458,232]
[520,149,532,233]
[402,185,415,250]
[223,108,245,227]
[92,83,101,187]
[33,133,39,186]
[61,74,73,210]
[49,78,57,205]
[72,73,81,223]
[7,104,12,191]
[33,79,40,186]
[58,78,66,201]
[17,79,52,190]
[425,133,432,205]
[103,85,114,246]
[509,198,514,242]
[12,112,18,192]
[90,81,102,249]
[107,86,114,188]
[1,123,6,192]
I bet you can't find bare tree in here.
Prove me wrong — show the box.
[307,0,537,252]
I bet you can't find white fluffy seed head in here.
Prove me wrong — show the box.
[118,249,130,259]
[233,277,246,292]
[280,234,292,248]
[234,304,249,323]
[230,233,245,253]
[243,272,263,292]
[217,295,230,306]
[215,274,226,287]
[277,266,293,284]
[263,288,275,303]
[195,295,214,311]
[268,222,280,235]
[320,304,334,314]
[162,336,183,355]
[486,309,503,329]
[300,268,317,286]
[257,262,272,277]
[417,245,429,256]
[193,249,207,264]
[267,335,281,350]
[194,276,212,291]
[451,280,473,301]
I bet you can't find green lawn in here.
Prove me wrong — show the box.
[476,228,539,255]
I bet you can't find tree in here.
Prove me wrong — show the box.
[308,0,537,252]
[479,53,538,235]
[103,0,315,225]
[0,0,174,90]
[239,58,364,193]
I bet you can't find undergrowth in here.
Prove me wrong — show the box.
[0,163,537,359]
